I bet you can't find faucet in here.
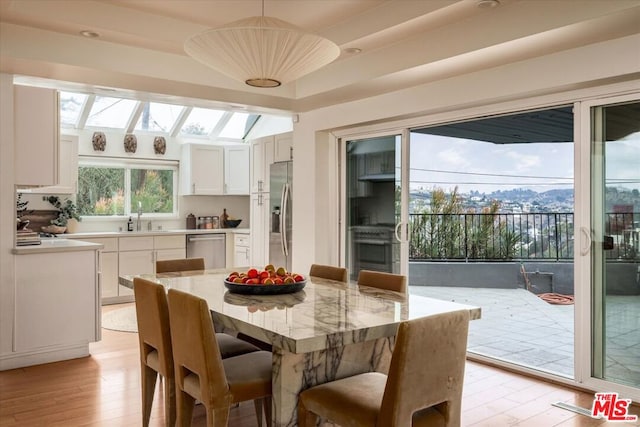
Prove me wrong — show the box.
[136,201,142,231]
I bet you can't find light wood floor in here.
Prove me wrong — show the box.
[1,304,638,427]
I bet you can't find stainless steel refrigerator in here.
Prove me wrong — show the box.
[269,161,292,271]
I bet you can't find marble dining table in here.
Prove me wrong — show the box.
[119,269,481,427]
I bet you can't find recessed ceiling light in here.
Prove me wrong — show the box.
[343,47,362,55]
[80,30,100,38]
[477,0,500,8]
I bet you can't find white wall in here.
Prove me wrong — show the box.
[290,34,640,274]
[0,74,16,355]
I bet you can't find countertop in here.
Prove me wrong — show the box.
[64,228,250,239]
[13,239,104,255]
[14,228,249,253]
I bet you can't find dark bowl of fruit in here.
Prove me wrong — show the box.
[224,265,306,295]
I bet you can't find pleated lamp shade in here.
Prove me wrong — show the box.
[184,16,340,88]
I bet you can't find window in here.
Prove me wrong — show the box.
[180,107,225,136]
[59,91,88,128]
[85,96,138,128]
[134,102,184,133]
[77,158,178,218]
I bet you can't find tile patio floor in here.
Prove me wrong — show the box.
[409,286,640,388]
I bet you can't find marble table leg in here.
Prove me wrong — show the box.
[271,337,394,427]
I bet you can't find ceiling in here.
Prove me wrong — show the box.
[1,0,639,114]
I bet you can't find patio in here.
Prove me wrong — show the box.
[409,285,640,387]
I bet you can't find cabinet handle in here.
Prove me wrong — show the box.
[289,146,293,160]
[258,180,263,192]
[258,193,263,206]
[192,183,196,193]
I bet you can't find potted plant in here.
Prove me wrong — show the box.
[43,196,81,233]
[16,193,32,230]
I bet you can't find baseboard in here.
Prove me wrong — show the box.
[0,344,90,371]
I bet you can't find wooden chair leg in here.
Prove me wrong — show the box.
[176,389,196,427]
[164,377,176,427]
[264,396,272,427]
[141,364,157,427]
[206,406,230,427]
[253,398,263,427]
[297,399,318,427]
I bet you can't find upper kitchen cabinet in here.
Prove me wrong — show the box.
[180,144,224,195]
[250,135,275,193]
[274,132,293,162]
[14,85,60,187]
[224,145,250,195]
[181,143,250,195]
[24,135,79,194]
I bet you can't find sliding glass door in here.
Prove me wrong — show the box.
[579,95,640,400]
[344,133,409,280]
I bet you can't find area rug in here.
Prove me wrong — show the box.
[101,306,138,333]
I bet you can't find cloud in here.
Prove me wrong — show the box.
[505,150,541,171]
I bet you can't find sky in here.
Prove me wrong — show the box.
[408,132,639,194]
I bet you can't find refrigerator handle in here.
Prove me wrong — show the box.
[280,182,287,256]
[282,182,291,257]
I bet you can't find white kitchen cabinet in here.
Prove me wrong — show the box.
[14,250,99,352]
[78,237,119,301]
[101,252,119,299]
[154,234,186,267]
[250,193,269,267]
[234,233,251,268]
[224,145,250,195]
[14,85,59,187]
[250,135,274,193]
[26,135,79,194]
[180,144,224,195]
[118,236,154,297]
[274,132,293,162]
[156,248,186,262]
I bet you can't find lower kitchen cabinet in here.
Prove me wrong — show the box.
[79,237,119,300]
[156,248,186,262]
[14,250,99,353]
[234,233,250,268]
[73,233,187,304]
[154,235,186,266]
[118,250,153,297]
[101,252,119,299]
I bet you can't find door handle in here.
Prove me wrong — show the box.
[580,227,592,256]
[395,222,403,242]
[280,184,286,256]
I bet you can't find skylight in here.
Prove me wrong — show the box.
[86,96,138,128]
[134,102,184,133]
[56,89,288,141]
[180,107,226,137]
[59,91,88,127]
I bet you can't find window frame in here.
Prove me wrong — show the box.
[78,157,179,220]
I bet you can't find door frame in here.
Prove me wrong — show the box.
[337,129,410,277]
[576,92,640,401]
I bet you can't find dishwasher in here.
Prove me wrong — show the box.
[186,233,226,269]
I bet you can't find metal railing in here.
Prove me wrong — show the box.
[408,212,638,261]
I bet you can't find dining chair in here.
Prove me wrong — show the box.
[358,269,407,293]
[298,309,470,427]
[156,257,205,274]
[309,263,348,282]
[133,278,261,427]
[155,257,262,355]
[133,277,176,427]
[167,288,273,427]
